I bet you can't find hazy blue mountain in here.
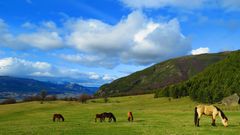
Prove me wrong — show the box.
[0,76,98,100]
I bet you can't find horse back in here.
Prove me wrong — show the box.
[128,112,133,117]
[196,105,217,116]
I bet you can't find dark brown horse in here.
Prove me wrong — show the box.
[128,112,133,122]
[53,114,64,122]
[95,112,116,122]
[102,112,116,122]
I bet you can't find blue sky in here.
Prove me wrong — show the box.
[0,0,240,87]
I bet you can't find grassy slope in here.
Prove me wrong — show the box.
[98,52,228,96]
[0,94,239,135]
[155,50,240,103]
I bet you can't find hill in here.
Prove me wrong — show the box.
[97,52,229,96]
[0,94,239,135]
[0,76,98,100]
[155,50,240,103]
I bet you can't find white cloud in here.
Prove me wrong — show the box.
[191,47,210,55]
[60,54,118,68]
[0,20,63,50]
[65,11,191,66]
[120,0,206,9]
[0,57,53,77]
[88,72,100,80]
[17,32,63,50]
[0,57,116,84]
[21,22,37,29]
[220,0,240,11]
[120,0,240,11]
[102,74,116,81]
[0,11,191,67]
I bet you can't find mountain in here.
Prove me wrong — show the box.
[155,50,240,103]
[96,52,230,97]
[0,76,98,100]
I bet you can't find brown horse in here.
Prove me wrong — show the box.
[194,105,228,127]
[128,112,133,122]
[53,114,64,122]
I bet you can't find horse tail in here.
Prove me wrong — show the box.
[53,114,56,122]
[214,106,228,120]
[194,107,198,126]
[112,114,116,122]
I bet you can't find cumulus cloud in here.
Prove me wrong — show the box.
[0,20,63,50]
[0,11,191,67]
[65,11,191,66]
[191,47,210,55]
[0,57,53,77]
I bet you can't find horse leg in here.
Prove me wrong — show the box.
[212,115,216,126]
[211,118,216,126]
[128,117,130,122]
[197,114,202,127]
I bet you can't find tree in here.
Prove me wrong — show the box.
[79,94,91,104]
[40,90,47,104]
[104,96,109,103]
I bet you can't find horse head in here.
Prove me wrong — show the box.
[222,118,228,127]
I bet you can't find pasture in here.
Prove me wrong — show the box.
[0,94,239,135]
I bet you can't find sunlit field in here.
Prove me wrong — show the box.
[0,94,239,135]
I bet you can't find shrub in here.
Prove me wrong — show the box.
[1,98,16,105]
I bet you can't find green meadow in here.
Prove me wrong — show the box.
[0,94,239,135]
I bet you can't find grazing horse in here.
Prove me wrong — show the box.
[102,112,116,122]
[95,113,105,122]
[95,112,116,122]
[128,112,133,122]
[194,105,228,127]
[53,114,64,122]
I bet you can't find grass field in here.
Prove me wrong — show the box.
[0,94,240,135]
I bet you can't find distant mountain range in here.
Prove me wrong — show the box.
[0,76,98,100]
[96,51,230,97]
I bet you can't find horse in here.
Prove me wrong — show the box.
[53,113,64,122]
[128,112,133,122]
[95,113,105,122]
[101,112,116,122]
[194,105,228,127]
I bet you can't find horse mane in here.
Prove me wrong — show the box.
[214,106,228,120]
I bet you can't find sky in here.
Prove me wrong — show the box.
[0,0,240,87]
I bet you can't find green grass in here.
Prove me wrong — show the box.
[0,94,239,135]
